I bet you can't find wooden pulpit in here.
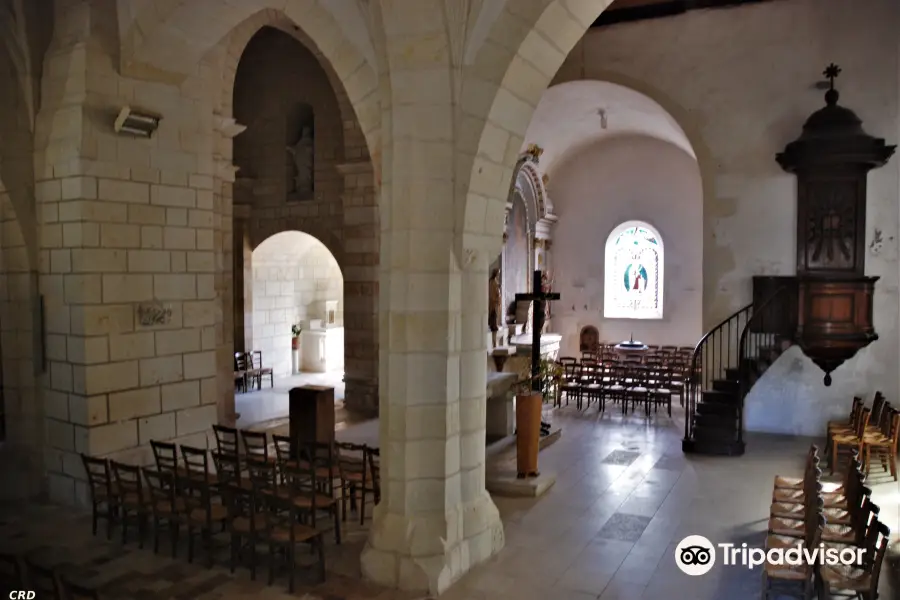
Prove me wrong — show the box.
[289,385,335,457]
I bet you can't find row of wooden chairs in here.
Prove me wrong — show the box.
[0,552,99,600]
[211,425,381,526]
[234,351,274,392]
[556,360,682,416]
[762,447,890,599]
[578,344,694,364]
[826,392,900,480]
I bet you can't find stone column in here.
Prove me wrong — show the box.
[34,3,221,505]
[336,161,378,414]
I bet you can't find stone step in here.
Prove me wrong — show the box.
[725,367,741,382]
[694,413,739,431]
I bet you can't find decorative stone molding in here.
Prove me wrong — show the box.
[213,114,247,138]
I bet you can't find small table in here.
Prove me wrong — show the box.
[614,338,650,357]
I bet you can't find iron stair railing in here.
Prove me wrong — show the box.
[684,302,753,442]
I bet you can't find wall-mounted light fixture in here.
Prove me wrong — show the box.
[114,106,161,137]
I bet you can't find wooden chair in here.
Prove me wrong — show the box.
[295,442,342,545]
[863,406,900,480]
[218,455,263,577]
[110,461,148,547]
[368,447,381,504]
[831,407,871,474]
[649,365,673,417]
[250,350,274,389]
[336,442,374,525]
[579,360,602,410]
[151,439,179,473]
[558,361,581,407]
[213,424,240,457]
[818,521,891,600]
[773,445,819,490]
[181,459,228,566]
[868,391,886,429]
[760,512,822,599]
[142,467,185,557]
[80,454,118,539]
[828,396,864,432]
[181,445,218,486]
[234,352,250,393]
[624,365,651,415]
[240,429,269,462]
[256,460,326,591]
[821,490,880,547]
[240,352,262,391]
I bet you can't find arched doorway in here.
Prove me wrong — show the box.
[236,230,344,425]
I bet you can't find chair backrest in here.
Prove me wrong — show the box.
[234,352,249,371]
[854,407,871,439]
[111,460,143,497]
[142,468,178,517]
[885,408,900,452]
[870,392,886,426]
[251,350,265,370]
[181,445,211,482]
[240,429,269,460]
[212,424,239,456]
[336,441,369,484]
[150,440,178,473]
[80,454,112,501]
[367,446,381,487]
[211,450,242,487]
[864,521,891,593]
[558,356,576,365]
[272,434,292,462]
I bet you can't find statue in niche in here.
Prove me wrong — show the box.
[286,126,314,196]
[489,268,502,348]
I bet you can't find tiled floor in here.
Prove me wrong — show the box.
[3,404,898,599]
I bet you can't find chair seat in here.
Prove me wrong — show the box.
[768,516,805,537]
[268,522,321,543]
[189,503,228,523]
[232,513,267,533]
[824,507,853,525]
[821,523,855,544]
[152,497,186,515]
[341,470,367,483]
[822,491,848,509]
[772,488,807,504]
[819,563,871,591]
[121,490,151,507]
[770,502,805,519]
[766,533,804,550]
[764,559,812,580]
[773,475,805,490]
[862,432,890,445]
[832,433,861,444]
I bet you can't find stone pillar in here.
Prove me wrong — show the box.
[34,3,220,505]
[336,161,378,413]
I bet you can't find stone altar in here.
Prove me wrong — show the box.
[486,371,517,441]
[300,326,344,372]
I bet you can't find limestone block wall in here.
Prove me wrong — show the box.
[32,4,223,505]
[250,231,343,377]
[232,26,378,412]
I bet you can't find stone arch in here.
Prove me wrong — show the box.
[249,222,345,270]
[119,0,381,156]
[456,0,611,260]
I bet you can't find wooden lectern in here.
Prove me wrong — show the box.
[516,392,542,478]
[288,385,335,457]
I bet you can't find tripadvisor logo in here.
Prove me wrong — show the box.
[675,535,865,576]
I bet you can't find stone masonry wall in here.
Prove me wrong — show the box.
[34,3,220,505]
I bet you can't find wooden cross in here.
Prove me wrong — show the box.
[515,270,561,392]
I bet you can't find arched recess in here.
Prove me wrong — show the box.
[225,17,379,414]
[519,80,706,350]
[118,0,381,152]
[456,0,613,261]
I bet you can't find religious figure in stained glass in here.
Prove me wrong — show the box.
[604,222,664,319]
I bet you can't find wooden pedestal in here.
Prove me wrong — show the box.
[288,385,335,457]
[515,392,542,478]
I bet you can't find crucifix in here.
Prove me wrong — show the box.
[513,269,560,478]
[516,270,560,392]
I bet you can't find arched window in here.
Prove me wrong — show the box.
[604,221,664,319]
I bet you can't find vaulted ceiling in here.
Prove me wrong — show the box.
[592,0,775,27]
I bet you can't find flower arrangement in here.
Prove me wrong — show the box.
[515,357,562,400]
[291,324,303,337]
[524,143,544,161]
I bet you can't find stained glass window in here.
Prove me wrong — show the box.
[604,221,664,319]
